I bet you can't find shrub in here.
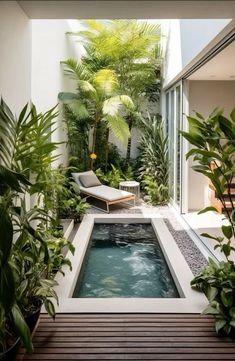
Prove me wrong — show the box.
[142,175,169,205]
[96,164,134,189]
[138,113,169,204]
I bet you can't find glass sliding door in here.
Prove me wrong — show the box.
[169,90,175,200]
[165,82,182,211]
[175,85,182,207]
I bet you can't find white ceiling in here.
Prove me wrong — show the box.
[17,1,235,19]
[188,41,235,80]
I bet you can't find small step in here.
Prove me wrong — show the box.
[225,183,235,189]
[222,200,235,213]
[222,193,235,199]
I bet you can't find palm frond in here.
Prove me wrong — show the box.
[61,59,91,81]
[67,100,90,120]
[103,95,134,116]
[105,115,130,145]
[79,80,96,94]
[93,69,118,94]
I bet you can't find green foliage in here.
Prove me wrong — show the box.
[62,105,90,170]
[138,113,169,204]
[181,108,235,231]
[64,20,162,167]
[0,167,33,353]
[0,98,59,176]
[182,106,235,336]
[200,226,235,261]
[0,99,74,354]
[191,259,235,335]
[60,196,90,221]
[96,164,133,189]
[142,175,169,205]
[59,58,132,170]
[76,20,161,101]
[58,180,90,221]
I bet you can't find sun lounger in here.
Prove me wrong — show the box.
[72,171,135,213]
[71,171,135,213]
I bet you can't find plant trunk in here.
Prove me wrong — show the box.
[125,116,133,166]
[104,128,110,172]
[90,120,98,170]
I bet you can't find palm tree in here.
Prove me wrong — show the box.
[59,58,134,169]
[69,20,162,165]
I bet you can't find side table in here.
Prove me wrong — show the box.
[119,180,140,200]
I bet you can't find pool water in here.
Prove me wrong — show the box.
[73,223,180,298]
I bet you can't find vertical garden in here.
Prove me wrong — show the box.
[59,20,169,204]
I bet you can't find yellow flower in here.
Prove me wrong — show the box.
[89,153,97,160]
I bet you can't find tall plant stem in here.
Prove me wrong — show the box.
[125,115,133,165]
[104,127,110,172]
[90,113,99,170]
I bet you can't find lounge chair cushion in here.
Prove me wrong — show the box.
[80,185,133,202]
[71,172,134,202]
[79,171,101,188]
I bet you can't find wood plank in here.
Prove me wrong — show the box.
[35,324,215,332]
[31,341,235,348]
[18,354,235,360]
[18,313,235,360]
[32,336,232,342]
[37,322,214,326]
[33,331,218,336]
[22,347,235,354]
[39,314,212,319]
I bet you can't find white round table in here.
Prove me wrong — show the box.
[119,180,140,199]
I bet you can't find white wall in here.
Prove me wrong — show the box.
[31,20,83,167]
[164,19,230,87]
[188,80,235,211]
[0,1,31,115]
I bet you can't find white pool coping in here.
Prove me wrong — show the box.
[54,214,207,313]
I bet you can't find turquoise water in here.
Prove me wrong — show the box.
[73,223,179,298]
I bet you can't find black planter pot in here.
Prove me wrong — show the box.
[56,224,63,231]
[25,306,42,334]
[0,338,20,361]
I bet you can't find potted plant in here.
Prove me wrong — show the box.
[0,99,76,358]
[12,200,75,333]
[0,166,33,360]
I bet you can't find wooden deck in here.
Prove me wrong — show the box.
[17,313,235,360]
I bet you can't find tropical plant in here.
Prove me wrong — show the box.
[62,105,90,170]
[32,167,69,229]
[142,175,169,205]
[58,180,90,221]
[13,243,59,319]
[46,235,75,275]
[138,113,169,204]
[59,59,134,169]
[191,258,235,335]
[0,98,62,228]
[0,98,59,176]
[96,164,134,189]
[60,196,90,222]
[182,107,235,335]
[181,107,235,233]
[0,99,74,355]
[0,166,33,354]
[69,20,162,164]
